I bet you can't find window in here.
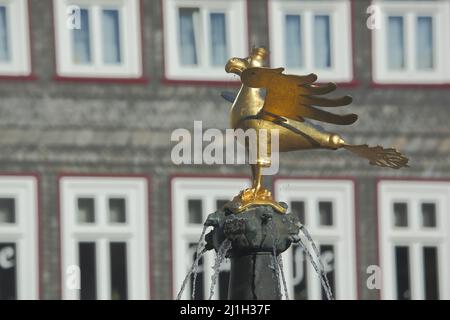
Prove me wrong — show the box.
[0,175,39,299]
[268,0,353,82]
[274,179,357,300]
[53,0,142,78]
[171,176,251,299]
[60,176,150,299]
[163,0,248,81]
[378,180,450,300]
[372,0,450,84]
[0,0,31,76]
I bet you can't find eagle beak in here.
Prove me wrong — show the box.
[225,58,248,75]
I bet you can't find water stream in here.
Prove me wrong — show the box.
[297,236,334,300]
[300,226,334,299]
[208,239,232,300]
[191,247,205,300]
[268,219,282,299]
[208,239,231,300]
[177,216,333,301]
[277,255,290,300]
[176,225,208,300]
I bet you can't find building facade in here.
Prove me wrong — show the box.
[0,0,449,300]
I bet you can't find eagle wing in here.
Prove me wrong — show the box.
[241,67,357,125]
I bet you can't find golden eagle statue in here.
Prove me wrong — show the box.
[222,48,409,214]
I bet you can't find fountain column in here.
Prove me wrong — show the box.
[205,204,301,300]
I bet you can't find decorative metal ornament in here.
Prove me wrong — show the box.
[222,48,409,214]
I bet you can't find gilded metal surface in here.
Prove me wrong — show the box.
[224,48,409,214]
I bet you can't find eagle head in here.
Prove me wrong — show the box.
[225,57,249,75]
[225,47,268,75]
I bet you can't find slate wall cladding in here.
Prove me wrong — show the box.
[0,0,448,299]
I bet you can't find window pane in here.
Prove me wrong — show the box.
[102,9,121,64]
[0,198,15,224]
[320,245,335,300]
[110,242,128,300]
[314,15,331,69]
[77,198,95,223]
[178,8,199,65]
[395,246,411,300]
[188,199,203,224]
[393,202,408,227]
[0,6,10,62]
[72,8,91,64]
[293,244,308,300]
[423,246,439,300]
[216,199,228,210]
[319,201,333,226]
[416,17,434,70]
[387,16,405,70]
[109,198,126,223]
[79,242,97,300]
[285,15,303,68]
[210,13,227,66]
[0,243,17,300]
[291,201,305,225]
[421,202,436,227]
[189,242,204,300]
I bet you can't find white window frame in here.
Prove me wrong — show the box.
[378,180,450,300]
[372,0,450,84]
[60,176,150,300]
[0,0,31,76]
[268,0,353,82]
[171,176,251,299]
[53,0,142,78]
[163,0,248,81]
[0,175,38,299]
[274,178,357,300]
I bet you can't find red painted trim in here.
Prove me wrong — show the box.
[370,82,450,89]
[368,0,375,89]
[50,0,57,82]
[0,172,41,299]
[334,80,360,88]
[265,0,271,67]
[53,75,149,84]
[51,0,148,84]
[161,78,240,87]
[168,175,174,299]
[26,0,36,80]
[377,177,450,183]
[374,178,382,300]
[56,173,152,299]
[247,0,253,49]
[146,175,153,300]
[273,175,357,182]
[265,0,358,87]
[353,178,361,300]
[36,173,42,300]
[138,0,148,85]
[0,0,36,80]
[159,0,167,85]
[170,173,251,180]
[272,175,361,300]
[168,173,251,299]
[160,0,251,86]
[56,173,62,299]
[349,0,358,87]
[0,74,37,81]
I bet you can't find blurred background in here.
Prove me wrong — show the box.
[0,0,449,300]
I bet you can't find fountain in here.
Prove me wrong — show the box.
[176,47,408,300]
